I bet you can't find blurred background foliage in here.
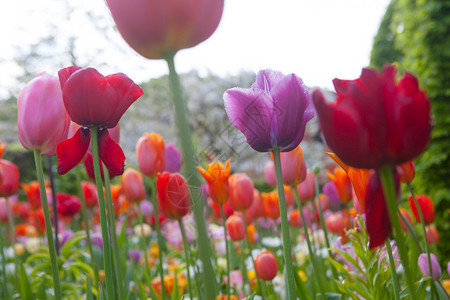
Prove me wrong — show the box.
[370,0,450,263]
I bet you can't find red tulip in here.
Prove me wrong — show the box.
[121,168,146,203]
[276,146,307,186]
[263,191,280,220]
[228,173,254,211]
[313,64,431,169]
[409,194,435,225]
[0,160,20,197]
[399,208,412,233]
[325,213,345,235]
[136,133,166,178]
[22,181,45,210]
[212,201,233,221]
[57,66,143,176]
[106,0,224,59]
[254,250,278,281]
[225,214,246,242]
[81,181,98,207]
[17,72,70,156]
[426,224,439,244]
[296,170,315,202]
[57,193,81,218]
[244,189,265,223]
[396,161,415,183]
[13,202,30,221]
[157,172,191,220]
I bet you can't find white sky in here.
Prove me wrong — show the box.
[1,0,390,97]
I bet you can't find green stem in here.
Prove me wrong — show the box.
[407,183,436,299]
[293,187,327,300]
[164,51,217,298]
[242,211,266,298]
[136,203,151,285]
[149,177,166,300]
[378,166,416,300]
[75,167,100,289]
[178,219,194,300]
[314,172,339,285]
[0,224,9,300]
[271,148,297,300]
[33,149,61,300]
[90,127,115,300]
[398,207,423,253]
[385,239,400,300]
[4,196,19,288]
[103,166,124,298]
[46,156,60,256]
[220,205,231,300]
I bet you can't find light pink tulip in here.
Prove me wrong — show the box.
[17,73,70,156]
[296,170,316,202]
[264,161,276,187]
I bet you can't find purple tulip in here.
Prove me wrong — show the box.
[164,143,182,173]
[139,200,153,217]
[224,69,314,152]
[323,182,341,211]
[128,250,141,264]
[447,261,450,276]
[418,253,441,280]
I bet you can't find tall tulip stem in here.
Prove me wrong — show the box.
[379,166,416,300]
[293,186,327,300]
[136,203,151,286]
[220,205,231,300]
[164,51,217,298]
[33,149,62,300]
[0,224,9,300]
[407,183,436,299]
[90,127,115,300]
[178,219,194,300]
[46,156,59,255]
[272,148,297,300]
[385,240,400,300]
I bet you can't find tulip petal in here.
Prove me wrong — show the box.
[252,69,285,92]
[58,66,82,90]
[365,170,391,249]
[57,127,91,175]
[224,88,274,152]
[98,128,126,176]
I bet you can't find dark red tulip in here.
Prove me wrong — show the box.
[57,67,143,176]
[396,161,415,183]
[313,65,431,169]
[57,193,81,218]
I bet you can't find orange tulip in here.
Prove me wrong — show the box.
[196,159,231,205]
[136,132,165,178]
[327,167,352,203]
[263,191,280,220]
[272,146,307,186]
[396,161,415,183]
[22,181,48,210]
[121,168,146,203]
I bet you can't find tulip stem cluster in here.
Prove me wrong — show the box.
[136,202,152,289]
[164,52,217,298]
[272,148,297,300]
[408,184,437,299]
[178,219,194,300]
[46,156,60,256]
[385,240,400,300]
[90,127,115,300]
[220,205,232,300]
[379,166,416,300]
[0,224,9,299]
[33,149,62,300]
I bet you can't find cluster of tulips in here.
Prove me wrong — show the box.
[1,0,449,299]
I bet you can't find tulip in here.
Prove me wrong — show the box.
[399,208,412,233]
[262,191,280,220]
[17,73,70,156]
[325,213,345,236]
[157,172,191,220]
[396,161,415,183]
[212,201,234,221]
[296,170,315,202]
[264,161,276,187]
[409,194,435,225]
[254,250,278,281]
[283,185,295,207]
[136,133,166,177]
[323,182,341,211]
[289,209,309,228]
[121,168,146,203]
[418,253,441,280]
[21,181,44,210]
[224,69,314,152]
[196,159,231,205]
[57,66,143,176]
[327,167,352,203]
[81,181,98,207]
[365,170,400,249]
[228,173,254,211]
[0,160,20,197]
[425,224,439,244]
[164,143,182,173]
[276,146,307,186]
[56,193,81,218]
[106,0,224,60]
[225,214,246,242]
[313,65,431,169]
[244,189,265,223]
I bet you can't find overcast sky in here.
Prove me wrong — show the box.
[1,0,390,98]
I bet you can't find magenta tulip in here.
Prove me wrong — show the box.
[224,69,314,152]
[17,72,70,156]
[164,143,182,173]
[296,170,315,202]
[418,253,441,280]
[106,0,224,59]
[313,65,431,169]
[56,67,143,176]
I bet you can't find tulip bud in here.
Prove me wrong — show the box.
[228,173,254,211]
[277,146,307,186]
[254,250,278,281]
[81,181,98,207]
[409,194,435,225]
[396,161,415,183]
[325,213,345,235]
[262,191,280,220]
[157,172,190,219]
[57,193,81,218]
[225,214,246,242]
[0,160,20,197]
[296,170,315,202]
[136,133,165,178]
[121,168,146,203]
[164,143,182,173]
[426,224,439,244]
[418,253,441,280]
[264,161,276,187]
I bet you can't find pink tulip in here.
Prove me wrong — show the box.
[296,170,315,202]
[106,0,224,59]
[17,72,70,156]
[228,173,254,211]
[121,168,146,203]
[418,253,441,280]
[264,161,276,187]
[278,146,307,186]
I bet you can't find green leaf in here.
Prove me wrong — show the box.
[61,233,86,258]
[19,264,34,300]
